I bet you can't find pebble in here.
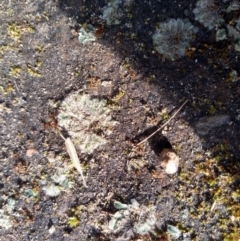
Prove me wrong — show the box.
[26,148,39,157]
[159,148,179,174]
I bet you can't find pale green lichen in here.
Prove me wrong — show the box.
[51,170,74,189]
[227,25,240,51]
[0,198,16,229]
[194,0,240,51]
[78,26,96,44]
[23,189,38,198]
[101,0,123,26]
[226,0,240,13]
[216,28,227,41]
[167,224,182,239]
[42,167,74,197]
[114,200,129,210]
[43,184,61,197]
[58,92,117,154]
[193,0,222,30]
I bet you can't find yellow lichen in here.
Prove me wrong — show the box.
[9,66,22,77]
[67,216,80,228]
[112,90,125,102]
[35,45,44,53]
[27,66,41,77]
[7,22,34,42]
[0,83,14,94]
[36,59,42,67]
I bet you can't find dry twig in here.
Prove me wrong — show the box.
[137,100,188,145]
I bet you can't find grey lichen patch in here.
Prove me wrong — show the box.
[167,224,182,239]
[193,0,222,30]
[216,28,227,41]
[152,18,198,61]
[194,0,240,51]
[101,0,133,26]
[43,184,61,197]
[0,198,15,229]
[106,199,157,238]
[58,92,117,154]
[195,114,230,136]
[101,0,124,26]
[42,168,74,197]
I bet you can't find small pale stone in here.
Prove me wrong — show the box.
[159,148,179,174]
[26,148,39,157]
[49,225,56,234]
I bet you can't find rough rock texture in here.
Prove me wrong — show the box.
[195,115,230,136]
[0,0,240,240]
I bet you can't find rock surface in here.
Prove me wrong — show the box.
[195,115,230,136]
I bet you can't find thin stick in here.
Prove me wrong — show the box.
[137,100,188,145]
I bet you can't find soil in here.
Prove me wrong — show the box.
[0,0,240,240]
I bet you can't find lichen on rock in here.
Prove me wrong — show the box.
[58,92,117,154]
[152,18,198,60]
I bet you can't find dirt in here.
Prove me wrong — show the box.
[0,0,240,240]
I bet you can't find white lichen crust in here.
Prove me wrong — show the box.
[152,18,198,60]
[58,92,117,154]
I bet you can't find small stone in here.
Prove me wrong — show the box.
[159,148,179,174]
[49,225,56,234]
[26,148,39,157]
[195,115,230,136]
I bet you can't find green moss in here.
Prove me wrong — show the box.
[42,11,49,21]
[159,110,169,121]
[208,105,217,115]
[231,191,240,201]
[177,140,240,239]
[223,225,240,240]
[23,189,38,198]
[179,171,190,183]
